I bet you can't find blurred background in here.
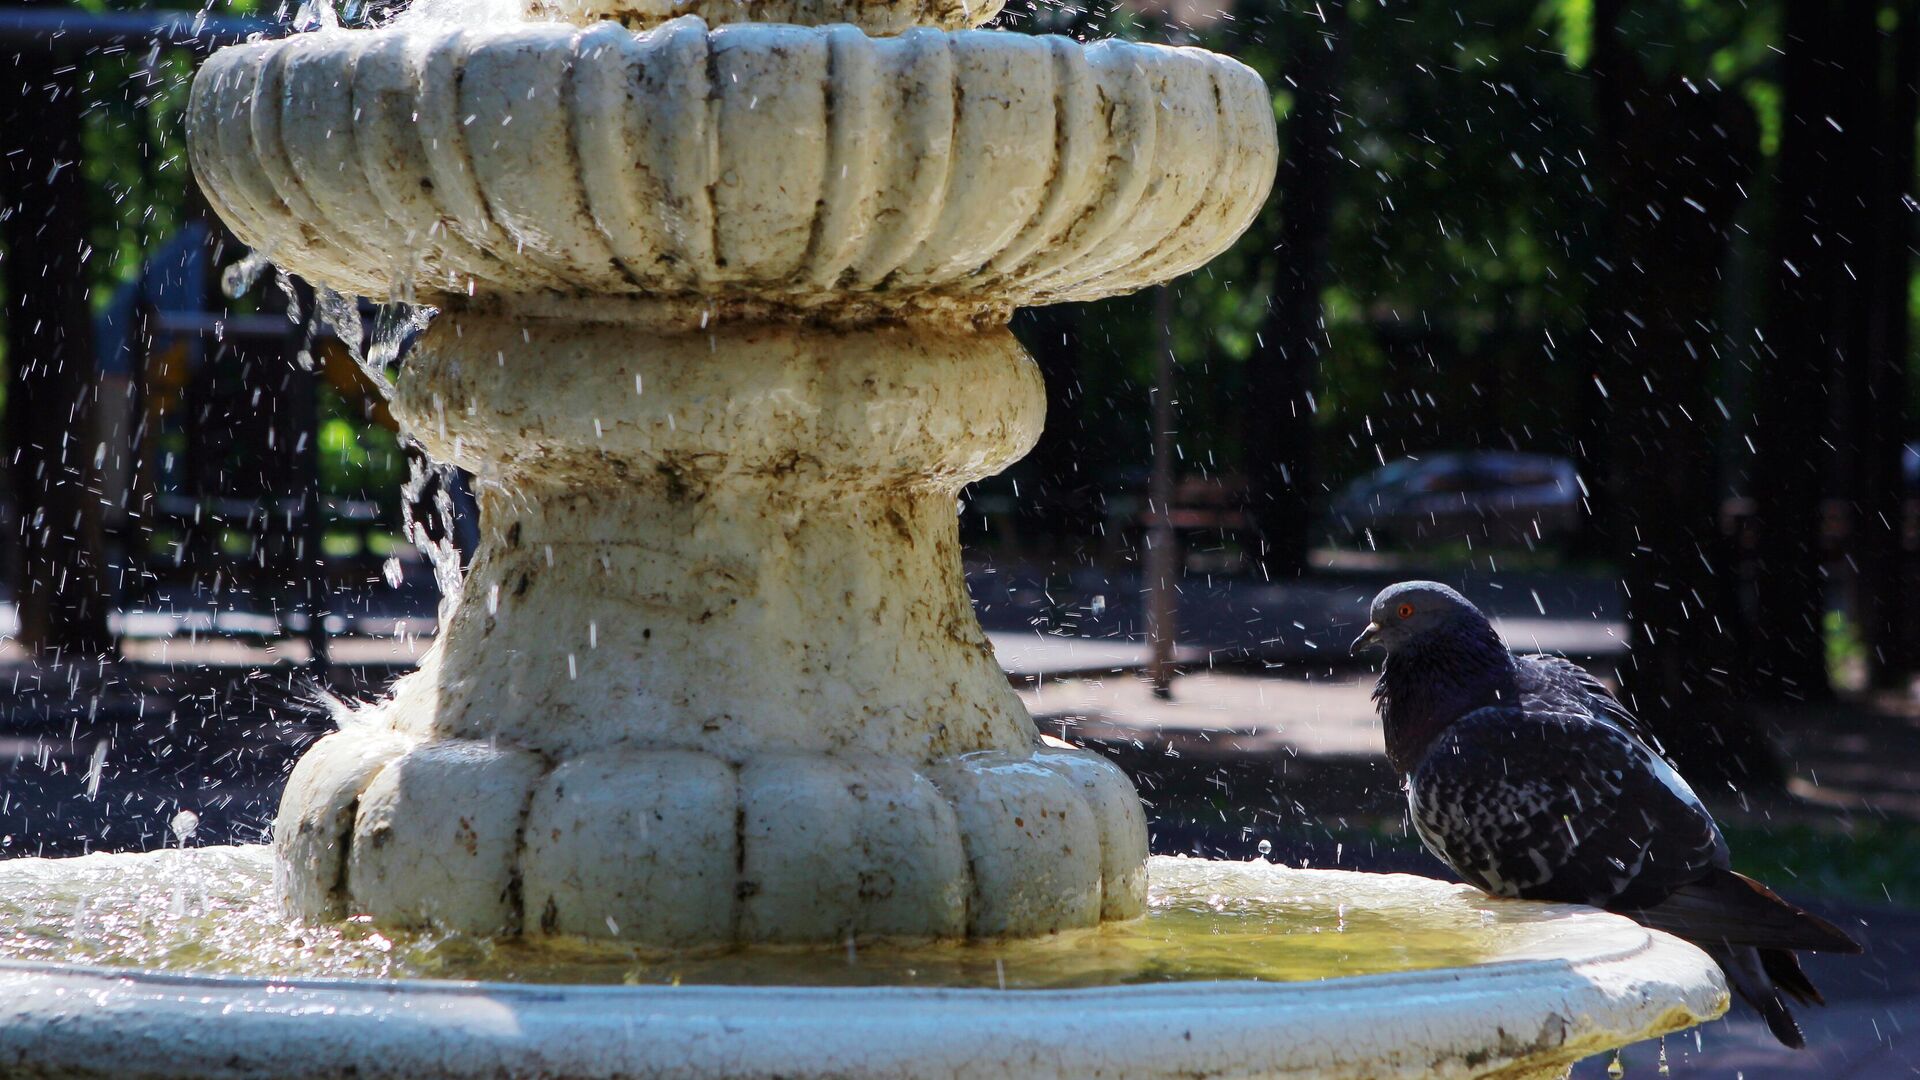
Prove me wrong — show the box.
[3,0,1920,1073]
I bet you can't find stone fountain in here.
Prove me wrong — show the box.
[197,0,1286,942]
[0,0,1728,1074]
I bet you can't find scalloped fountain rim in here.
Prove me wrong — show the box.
[186,16,1278,311]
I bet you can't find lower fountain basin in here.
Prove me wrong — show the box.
[0,848,1724,1078]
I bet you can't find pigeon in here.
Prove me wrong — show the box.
[1350,580,1860,1049]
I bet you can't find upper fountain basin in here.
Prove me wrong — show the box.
[528,0,1009,34]
[187,17,1277,317]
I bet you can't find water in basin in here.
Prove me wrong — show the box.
[0,848,1558,988]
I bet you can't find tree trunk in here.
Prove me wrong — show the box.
[1011,304,1094,550]
[1590,0,1781,786]
[1,20,114,662]
[1859,7,1918,689]
[1750,0,1864,703]
[1246,0,1350,577]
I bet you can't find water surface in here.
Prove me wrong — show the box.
[0,848,1561,988]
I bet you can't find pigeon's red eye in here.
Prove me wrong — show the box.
[1396,603,1415,620]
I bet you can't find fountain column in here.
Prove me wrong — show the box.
[189,0,1277,944]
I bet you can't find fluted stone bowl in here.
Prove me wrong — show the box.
[188,16,1277,315]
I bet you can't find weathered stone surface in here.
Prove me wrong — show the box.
[528,0,1008,34]
[346,740,546,934]
[252,310,1156,943]
[272,725,411,920]
[192,0,1273,946]
[187,18,1277,313]
[1032,747,1151,921]
[520,749,739,943]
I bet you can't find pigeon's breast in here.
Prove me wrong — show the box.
[1408,761,1565,898]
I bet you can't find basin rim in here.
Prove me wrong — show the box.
[0,853,1728,1079]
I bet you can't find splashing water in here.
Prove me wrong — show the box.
[368,303,437,386]
[220,251,272,300]
[82,742,108,801]
[308,287,436,388]
[313,286,367,372]
[386,0,549,30]
[291,0,344,33]
[273,266,302,319]
[230,254,436,387]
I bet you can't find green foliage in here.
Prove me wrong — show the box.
[995,0,1814,516]
[317,389,406,497]
[1825,610,1867,692]
[1723,821,1920,908]
[1538,0,1591,67]
[76,10,202,306]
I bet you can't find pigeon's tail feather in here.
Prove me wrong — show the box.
[1713,944,1807,1049]
[1761,946,1824,1007]
[1622,868,1862,954]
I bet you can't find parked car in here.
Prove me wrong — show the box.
[1329,451,1583,548]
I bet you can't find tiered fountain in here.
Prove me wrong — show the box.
[0,0,1726,1074]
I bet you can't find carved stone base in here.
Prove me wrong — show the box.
[273,307,1148,942]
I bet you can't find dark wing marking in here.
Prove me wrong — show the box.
[1518,653,1676,764]
[1622,867,1863,954]
[1407,705,1722,908]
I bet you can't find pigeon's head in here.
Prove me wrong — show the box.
[1351,581,1488,656]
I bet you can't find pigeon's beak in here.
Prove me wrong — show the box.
[1350,622,1382,656]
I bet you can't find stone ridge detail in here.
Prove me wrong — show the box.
[278,726,1150,942]
[186,18,1277,313]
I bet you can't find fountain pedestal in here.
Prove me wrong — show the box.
[280,308,1145,939]
[188,0,1279,944]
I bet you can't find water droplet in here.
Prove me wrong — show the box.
[1256,839,1272,857]
[220,251,270,299]
[292,0,343,32]
[83,741,108,801]
[169,810,200,846]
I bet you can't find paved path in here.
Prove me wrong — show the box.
[969,562,1629,669]
[1021,669,1384,758]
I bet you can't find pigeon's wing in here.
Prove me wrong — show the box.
[1407,705,1722,908]
[1517,653,1675,762]
[1623,866,1863,953]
